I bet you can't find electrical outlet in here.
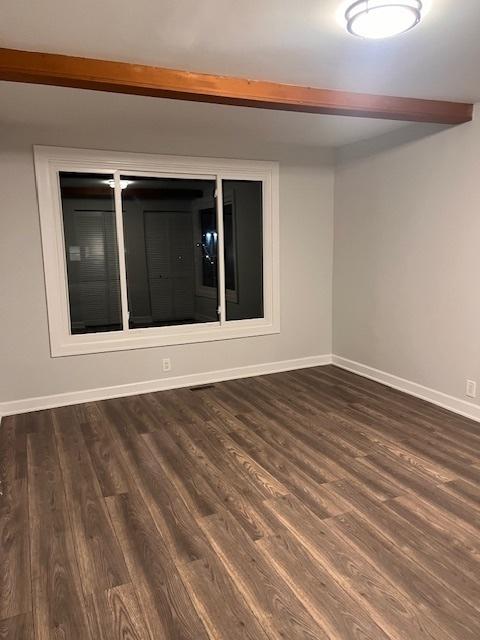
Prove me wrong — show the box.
[466,379,476,398]
[162,358,172,372]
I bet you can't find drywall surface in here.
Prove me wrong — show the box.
[334,110,480,406]
[0,123,333,403]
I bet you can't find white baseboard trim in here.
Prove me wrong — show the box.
[0,354,332,419]
[332,355,480,423]
[6,353,476,424]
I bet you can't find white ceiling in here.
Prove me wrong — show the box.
[0,0,478,101]
[0,0,474,148]
[0,82,413,149]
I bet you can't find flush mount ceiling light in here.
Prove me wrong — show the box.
[345,0,422,39]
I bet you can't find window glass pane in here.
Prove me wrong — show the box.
[120,176,218,328]
[222,180,263,321]
[59,172,122,334]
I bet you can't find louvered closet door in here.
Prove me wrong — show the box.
[144,211,195,322]
[170,212,195,320]
[144,212,173,321]
[74,210,121,327]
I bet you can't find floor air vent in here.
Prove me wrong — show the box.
[189,384,215,391]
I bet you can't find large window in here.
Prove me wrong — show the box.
[34,147,279,356]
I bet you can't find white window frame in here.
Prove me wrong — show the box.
[34,146,280,357]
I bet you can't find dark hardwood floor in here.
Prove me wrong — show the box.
[1,365,480,639]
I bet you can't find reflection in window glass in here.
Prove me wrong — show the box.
[223,180,263,321]
[199,207,218,289]
[59,172,122,334]
[120,176,218,328]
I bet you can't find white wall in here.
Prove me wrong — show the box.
[5,101,477,415]
[0,123,334,404]
[334,110,480,408]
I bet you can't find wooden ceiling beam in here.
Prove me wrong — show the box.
[0,47,473,125]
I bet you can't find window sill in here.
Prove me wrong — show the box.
[50,319,280,357]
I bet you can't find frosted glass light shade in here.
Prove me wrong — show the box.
[346,1,422,39]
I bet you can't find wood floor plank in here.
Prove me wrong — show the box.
[240,408,406,501]
[188,386,259,434]
[329,479,480,609]
[169,421,269,502]
[142,430,219,518]
[179,553,271,640]
[202,422,289,499]
[263,493,453,640]
[440,477,480,511]
[226,424,348,519]
[116,396,157,434]
[361,438,457,484]
[148,389,211,431]
[343,457,407,501]
[398,433,478,475]
[87,583,152,640]
[236,411,344,482]
[256,529,392,640]
[52,406,129,595]
[77,402,130,497]
[352,400,480,461]
[0,414,28,482]
[164,422,280,540]
[316,366,463,435]
[0,613,34,639]
[106,493,209,640]
[350,452,439,497]
[384,495,480,583]
[331,510,480,640]
[235,411,338,485]
[0,415,31,621]
[201,383,256,417]
[248,375,373,458]
[387,492,480,556]
[410,482,480,537]
[0,479,30,622]
[101,400,212,564]
[321,410,398,453]
[199,509,332,640]
[27,419,93,639]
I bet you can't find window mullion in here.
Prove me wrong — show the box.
[113,171,130,333]
[215,176,226,325]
